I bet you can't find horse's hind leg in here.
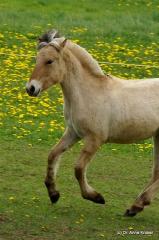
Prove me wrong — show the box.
[125,134,159,217]
[125,179,159,217]
[75,136,105,204]
[45,127,79,203]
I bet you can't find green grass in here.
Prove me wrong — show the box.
[1,0,159,239]
[1,139,159,240]
[1,0,159,44]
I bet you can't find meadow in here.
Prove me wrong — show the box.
[1,0,159,239]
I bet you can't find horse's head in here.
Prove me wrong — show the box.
[26,30,67,97]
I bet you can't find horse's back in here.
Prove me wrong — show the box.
[107,77,159,143]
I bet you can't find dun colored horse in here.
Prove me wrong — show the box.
[26,30,159,216]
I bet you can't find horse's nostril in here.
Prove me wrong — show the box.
[30,85,35,93]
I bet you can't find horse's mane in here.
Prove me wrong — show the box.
[66,41,104,77]
[38,29,104,77]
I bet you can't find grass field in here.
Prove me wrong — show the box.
[1,0,159,239]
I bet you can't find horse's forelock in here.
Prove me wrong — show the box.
[38,29,61,50]
[37,41,48,50]
[38,29,60,43]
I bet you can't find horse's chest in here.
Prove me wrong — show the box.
[64,105,85,137]
[64,103,108,139]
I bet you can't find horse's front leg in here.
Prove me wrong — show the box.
[45,127,79,203]
[125,133,159,217]
[75,136,105,204]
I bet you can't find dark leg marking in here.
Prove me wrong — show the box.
[83,192,105,204]
[75,167,82,181]
[45,181,60,204]
[49,191,60,204]
[75,168,105,204]
[124,205,144,217]
[124,192,151,217]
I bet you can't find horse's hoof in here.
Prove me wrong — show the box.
[124,205,143,217]
[93,193,105,204]
[124,209,137,217]
[83,193,105,204]
[49,191,60,203]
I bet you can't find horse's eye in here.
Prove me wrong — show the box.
[46,60,53,64]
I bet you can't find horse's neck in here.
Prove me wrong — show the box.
[60,44,106,108]
[60,55,83,105]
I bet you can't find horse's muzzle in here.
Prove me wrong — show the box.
[26,85,40,97]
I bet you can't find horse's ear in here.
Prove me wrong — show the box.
[60,39,67,48]
[37,29,61,50]
[50,38,67,51]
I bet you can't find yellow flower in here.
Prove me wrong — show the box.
[99,233,105,237]
[128,226,134,230]
[9,196,15,201]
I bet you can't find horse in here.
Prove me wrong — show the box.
[26,29,159,217]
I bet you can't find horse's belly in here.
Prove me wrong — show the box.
[108,133,153,144]
[108,120,159,144]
